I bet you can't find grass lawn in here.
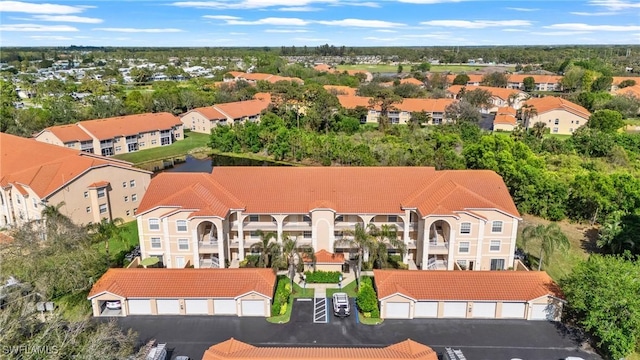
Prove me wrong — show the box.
[543,133,572,140]
[518,214,595,281]
[266,281,314,323]
[336,64,515,74]
[55,290,92,321]
[326,280,357,298]
[93,220,140,265]
[113,131,211,165]
[336,64,400,73]
[358,312,383,325]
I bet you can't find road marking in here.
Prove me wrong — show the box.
[314,298,328,323]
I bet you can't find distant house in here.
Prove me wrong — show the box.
[323,85,358,96]
[1,133,151,227]
[493,107,518,132]
[180,98,271,134]
[507,74,563,92]
[446,74,483,86]
[446,85,527,113]
[35,113,184,157]
[337,95,456,125]
[523,97,590,135]
[380,77,426,88]
[611,76,640,92]
[224,71,303,85]
[615,84,640,98]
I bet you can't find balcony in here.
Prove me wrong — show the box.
[231,221,277,231]
[334,221,362,230]
[426,257,448,270]
[198,235,219,253]
[199,257,220,268]
[428,241,449,254]
[229,236,261,248]
[282,221,312,231]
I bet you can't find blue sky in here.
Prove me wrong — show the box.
[0,0,639,47]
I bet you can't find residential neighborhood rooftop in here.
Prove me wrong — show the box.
[524,97,591,118]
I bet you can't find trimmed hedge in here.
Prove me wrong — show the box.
[304,270,341,283]
[271,276,291,316]
[357,276,379,318]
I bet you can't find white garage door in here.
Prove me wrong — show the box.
[385,302,410,319]
[442,302,467,318]
[501,303,526,319]
[185,299,209,315]
[156,299,180,314]
[214,299,237,315]
[530,304,557,321]
[128,299,152,315]
[241,300,265,317]
[472,302,497,318]
[414,302,438,318]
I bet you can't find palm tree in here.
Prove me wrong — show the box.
[40,201,72,237]
[334,223,375,287]
[368,224,406,269]
[520,104,538,128]
[521,223,570,270]
[530,122,547,139]
[88,217,124,258]
[507,92,520,108]
[249,230,280,268]
[277,236,315,288]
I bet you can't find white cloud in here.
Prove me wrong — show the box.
[226,17,309,25]
[506,7,539,11]
[364,36,400,41]
[345,1,380,7]
[545,23,640,31]
[0,23,78,31]
[502,28,527,32]
[398,0,463,3]
[420,20,531,28]
[402,33,448,38]
[277,6,321,11]
[229,32,247,35]
[374,29,397,33]
[292,37,330,42]
[589,0,640,10]
[32,15,103,23]
[203,15,242,20]
[29,35,73,40]
[570,11,618,16]
[93,27,185,33]
[0,1,86,14]
[171,0,337,9]
[264,28,310,32]
[316,18,405,28]
[531,31,591,36]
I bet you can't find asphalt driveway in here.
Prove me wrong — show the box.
[106,298,600,360]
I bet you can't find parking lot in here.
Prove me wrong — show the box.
[108,298,600,360]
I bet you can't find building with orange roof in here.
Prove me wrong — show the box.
[303,249,345,272]
[380,77,426,88]
[615,84,640,99]
[180,98,271,134]
[493,107,518,132]
[445,73,483,86]
[611,76,640,91]
[446,85,528,113]
[523,96,591,135]
[337,95,455,125]
[223,71,303,85]
[0,133,151,228]
[323,85,357,96]
[373,269,564,320]
[87,268,276,317]
[35,112,183,157]
[506,74,563,92]
[135,167,520,271]
[202,338,438,360]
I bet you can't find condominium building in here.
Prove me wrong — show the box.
[180,98,270,134]
[524,97,591,135]
[337,95,456,125]
[1,133,151,227]
[135,167,520,271]
[35,112,183,156]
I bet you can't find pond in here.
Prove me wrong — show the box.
[164,154,288,173]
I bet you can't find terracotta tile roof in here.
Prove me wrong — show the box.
[373,270,563,301]
[616,84,640,98]
[38,123,92,143]
[0,232,14,244]
[76,112,182,140]
[226,72,303,84]
[323,85,357,96]
[253,92,272,102]
[137,167,520,219]
[524,96,590,119]
[1,133,146,199]
[398,98,455,113]
[446,74,484,84]
[215,99,270,120]
[11,183,28,196]
[202,338,438,360]
[87,181,110,188]
[314,64,334,72]
[447,85,524,101]
[507,74,563,85]
[337,95,375,110]
[497,106,516,116]
[187,106,227,121]
[494,114,517,126]
[612,76,640,85]
[400,77,425,86]
[305,250,345,264]
[88,268,276,299]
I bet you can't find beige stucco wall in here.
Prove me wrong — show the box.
[34,131,66,146]
[527,109,588,135]
[182,111,216,134]
[380,294,414,319]
[494,123,515,132]
[312,210,334,252]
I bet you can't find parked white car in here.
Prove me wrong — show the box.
[332,292,350,317]
[105,300,121,310]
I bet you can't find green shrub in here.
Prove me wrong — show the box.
[271,276,292,317]
[279,302,288,315]
[360,276,373,288]
[356,283,378,313]
[304,270,341,283]
[271,302,281,316]
[244,255,260,267]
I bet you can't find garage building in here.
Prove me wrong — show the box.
[88,268,275,317]
[374,270,564,321]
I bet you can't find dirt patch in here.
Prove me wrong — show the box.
[520,214,600,257]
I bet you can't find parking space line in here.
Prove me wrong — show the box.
[313,298,328,323]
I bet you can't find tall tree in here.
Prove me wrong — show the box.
[249,230,280,268]
[368,224,406,269]
[461,88,493,110]
[587,109,624,133]
[481,72,508,87]
[452,74,470,85]
[520,223,570,270]
[369,89,401,133]
[277,236,315,288]
[334,223,375,287]
[522,76,535,92]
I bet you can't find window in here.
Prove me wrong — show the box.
[151,131,157,136]
[115,146,122,152]
[16,196,21,204]
[133,208,138,214]
[303,231,312,239]
[569,128,573,133]
[302,215,311,222]
[460,222,471,234]
[139,142,145,148]
[122,181,127,188]
[387,215,398,222]
[130,180,136,188]
[456,260,467,269]
[554,119,559,125]
[150,237,161,249]
[490,258,505,270]
[126,210,130,216]
[32,198,38,209]
[491,221,503,233]
[249,215,259,222]
[86,206,91,213]
[84,191,89,198]
[99,204,107,214]
[490,240,501,252]
[176,220,187,232]
[249,231,259,239]
[97,188,106,198]
[335,215,344,222]
[178,238,189,251]
[124,196,129,202]
[131,194,138,202]
[151,139,157,145]
[149,218,160,231]
[458,241,470,253]
[576,121,580,125]
[552,127,559,133]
